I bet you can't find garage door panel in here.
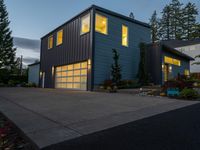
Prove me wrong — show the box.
[55,61,88,90]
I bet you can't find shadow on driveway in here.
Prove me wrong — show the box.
[44,103,200,150]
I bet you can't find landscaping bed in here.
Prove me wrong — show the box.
[0,112,35,150]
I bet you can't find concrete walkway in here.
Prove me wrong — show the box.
[0,88,198,149]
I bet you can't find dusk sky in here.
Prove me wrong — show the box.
[4,0,200,65]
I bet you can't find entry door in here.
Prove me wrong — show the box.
[55,61,88,90]
[164,64,169,82]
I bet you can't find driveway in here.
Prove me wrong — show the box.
[0,88,198,149]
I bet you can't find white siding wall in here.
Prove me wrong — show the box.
[28,64,40,85]
[176,44,200,73]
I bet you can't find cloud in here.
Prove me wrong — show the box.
[23,57,39,65]
[13,37,40,53]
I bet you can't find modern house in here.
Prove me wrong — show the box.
[146,42,194,85]
[40,5,151,90]
[166,39,200,73]
[28,62,40,86]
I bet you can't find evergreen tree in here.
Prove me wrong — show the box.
[150,11,159,43]
[159,5,172,40]
[182,2,198,40]
[111,49,121,86]
[170,0,183,40]
[137,43,148,85]
[0,0,16,69]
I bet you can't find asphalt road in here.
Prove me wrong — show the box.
[44,103,200,150]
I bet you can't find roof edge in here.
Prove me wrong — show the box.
[41,5,150,39]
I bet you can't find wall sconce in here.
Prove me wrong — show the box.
[52,66,54,76]
[88,59,91,70]
[169,66,172,72]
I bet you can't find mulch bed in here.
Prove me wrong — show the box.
[0,112,35,150]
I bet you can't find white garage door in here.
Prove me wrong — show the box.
[55,61,88,90]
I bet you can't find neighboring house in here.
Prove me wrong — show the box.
[162,39,200,73]
[146,42,194,85]
[40,5,151,90]
[28,62,40,86]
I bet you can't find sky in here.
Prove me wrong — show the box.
[4,0,200,65]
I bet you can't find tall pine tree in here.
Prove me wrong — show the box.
[159,5,172,40]
[0,0,16,69]
[170,0,183,39]
[150,11,159,43]
[182,2,198,40]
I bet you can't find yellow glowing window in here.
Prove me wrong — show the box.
[67,71,73,76]
[48,35,53,49]
[81,76,87,83]
[74,83,81,89]
[56,30,63,46]
[164,56,181,66]
[61,72,67,77]
[74,70,80,76]
[184,70,190,76]
[81,69,87,75]
[74,77,80,82]
[81,14,90,34]
[56,66,62,72]
[62,66,67,71]
[81,62,87,68]
[122,25,128,47]
[68,65,73,70]
[62,78,67,82]
[74,63,81,69]
[67,77,73,82]
[95,14,108,35]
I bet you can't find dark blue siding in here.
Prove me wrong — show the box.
[161,50,190,83]
[93,11,151,86]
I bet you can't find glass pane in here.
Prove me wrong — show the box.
[62,78,67,82]
[81,14,90,34]
[57,30,63,46]
[56,72,62,77]
[81,69,87,75]
[56,78,62,83]
[67,83,73,88]
[122,25,128,47]
[74,83,81,89]
[81,62,87,68]
[48,36,53,49]
[67,77,73,82]
[81,84,87,90]
[67,71,73,76]
[95,14,108,34]
[74,70,80,76]
[61,72,67,77]
[81,76,87,83]
[74,63,81,69]
[68,65,73,70]
[56,67,62,72]
[62,66,67,71]
[74,77,80,82]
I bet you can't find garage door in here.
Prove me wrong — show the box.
[55,61,88,90]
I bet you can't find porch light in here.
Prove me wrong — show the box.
[169,66,172,72]
[88,59,91,65]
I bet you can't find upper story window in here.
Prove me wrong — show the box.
[164,56,181,66]
[57,29,63,46]
[81,14,90,35]
[95,13,108,35]
[48,35,53,49]
[122,25,128,47]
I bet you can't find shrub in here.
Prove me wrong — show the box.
[118,80,141,89]
[103,80,113,89]
[179,88,199,100]
[21,83,37,88]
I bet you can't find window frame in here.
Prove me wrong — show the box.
[122,25,129,47]
[95,13,108,35]
[80,13,91,35]
[56,29,63,46]
[48,35,53,50]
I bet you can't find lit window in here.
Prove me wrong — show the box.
[95,14,108,35]
[184,70,190,76]
[48,35,53,49]
[81,14,90,34]
[122,25,128,47]
[57,30,63,46]
[164,56,181,66]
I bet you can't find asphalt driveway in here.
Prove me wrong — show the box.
[0,88,199,149]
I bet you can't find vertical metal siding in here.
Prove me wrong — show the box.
[40,10,93,88]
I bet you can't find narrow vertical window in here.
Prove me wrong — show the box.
[57,30,63,46]
[81,14,90,35]
[48,35,53,49]
[122,25,128,47]
[95,14,108,35]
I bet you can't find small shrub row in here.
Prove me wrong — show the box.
[179,88,199,100]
